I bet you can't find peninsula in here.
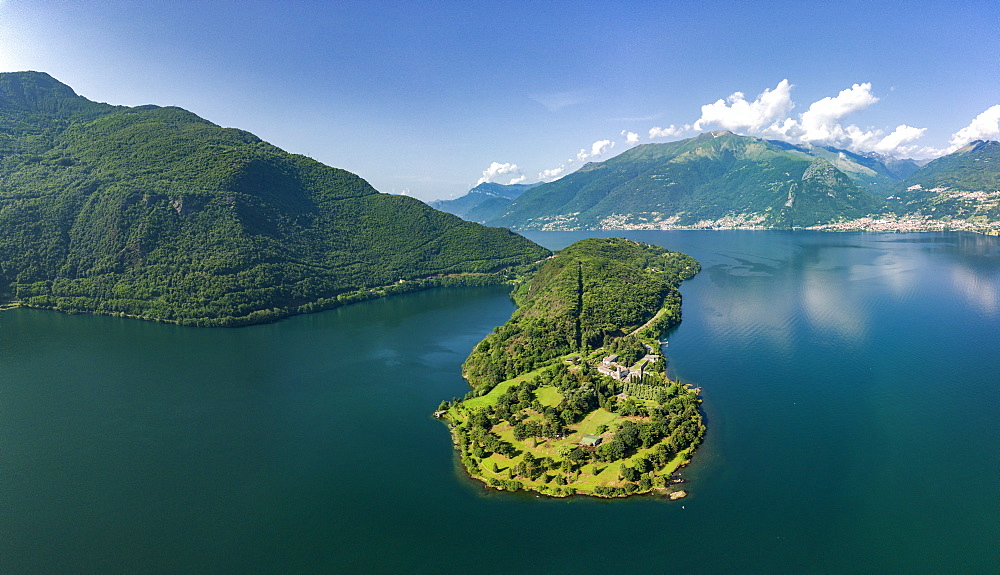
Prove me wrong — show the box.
[438,237,704,498]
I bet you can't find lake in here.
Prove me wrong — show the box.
[1,231,997,572]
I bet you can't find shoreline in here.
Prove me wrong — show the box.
[512,219,1000,235]
[0,270,519,326]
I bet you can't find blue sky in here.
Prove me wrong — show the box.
[1,1,998,200]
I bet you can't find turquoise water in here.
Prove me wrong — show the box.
[2,231,997,572]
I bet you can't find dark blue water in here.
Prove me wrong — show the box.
[2,231,997,572]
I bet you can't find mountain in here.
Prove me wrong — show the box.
[0,71,550,325]
[767,140,920,194]
[890,140,1000,222]
[429,182,538,221]
[488,131,888,230]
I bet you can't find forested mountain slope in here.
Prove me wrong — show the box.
[0,72,549,325]
[487,131,887,230]
[462,237,699,389]
[890,140,1000,222]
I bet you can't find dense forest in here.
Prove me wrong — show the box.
[442,238,704,498]
[0,72,549,325]
[462,237,699,389]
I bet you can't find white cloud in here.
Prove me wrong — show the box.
[576,139,616,162]
[843,125,883,150]
[476,161,521,185]
[507,175,527,185]
[690,80,939,156]
[874,124,926,155]
[794,83,879,143]
[649,124,685,139]
[693,79,794,132]
[538,165,567,181]
[622,130,640,145]
[949,105,1000,149]
[591,139,614,156]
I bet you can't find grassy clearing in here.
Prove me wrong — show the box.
[571,408,619,437]
[535,386,562,407]
[461,363,553,410]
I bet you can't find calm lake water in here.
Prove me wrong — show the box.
[2,231,998,573]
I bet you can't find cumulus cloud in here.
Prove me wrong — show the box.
[693,79,794,132]
[576,139,616,162]
[507,175,527,185]
[476,161,521,185]
[949,105,1000,149]
[793,83,879,143]
[622,130,640,145]
[591,139,614,156]
[492,86,995,189]
[874,124,926,155]
[538,165,567,181]
[690,80,939,156]
[649,124,686,139]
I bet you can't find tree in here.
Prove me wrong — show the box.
[567,447,589,463]
[620,465,640,482]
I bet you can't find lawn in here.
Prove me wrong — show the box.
[460,363,552,410]
[535,385,562,407]
[571,408,619,438]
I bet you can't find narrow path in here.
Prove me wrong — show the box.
[627,307,665,337]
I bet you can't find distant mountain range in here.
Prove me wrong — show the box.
[0,72,549,325]
[429,182,540,222]
[434,131,998,234]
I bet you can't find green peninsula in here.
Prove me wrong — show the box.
[438,237,704,498]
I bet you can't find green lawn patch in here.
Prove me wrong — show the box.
[571,408,619,437]
[461,363,553,411]
[535,386,563,407]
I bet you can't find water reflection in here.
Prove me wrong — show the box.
[952,264,1000,316]
[685,232,1000,351]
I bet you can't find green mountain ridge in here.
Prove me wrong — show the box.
[0,71,550,325]
[489,131,888,230]
[890,140,1000,222]
[483,131,999,233]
